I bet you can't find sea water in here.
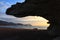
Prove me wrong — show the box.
[0,25,47,30]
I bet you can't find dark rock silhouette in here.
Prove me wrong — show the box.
[5,0,60,40]
[53,37,60,40]
[0,28,55,40]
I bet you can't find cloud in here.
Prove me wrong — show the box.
[0,1,20,23]
[0,1,11,13]
[0,0,25,13]
[0,14,49,27]
[0,13,27,23]
[0,14,21,23]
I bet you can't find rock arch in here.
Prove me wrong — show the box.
[6,0,60,35]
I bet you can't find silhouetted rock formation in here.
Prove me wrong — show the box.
[53,37,60,40]
[6,0,60,40]
[0,28,55,40]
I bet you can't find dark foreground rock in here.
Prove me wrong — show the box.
[0,28,59,40]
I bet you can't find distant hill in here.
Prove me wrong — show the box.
[0,20,22,26]
[0,20,32,26]
[23,24,32,26]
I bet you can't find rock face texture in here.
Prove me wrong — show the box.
[6,0,60,35]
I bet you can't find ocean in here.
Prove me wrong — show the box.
[0,25,47,30]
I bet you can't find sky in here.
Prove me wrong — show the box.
[0,0,50,27]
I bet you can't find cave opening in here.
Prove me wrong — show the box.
[19,16,50,30]
[5,0,50,30]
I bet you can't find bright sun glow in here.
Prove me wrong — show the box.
[19,16,50,27]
